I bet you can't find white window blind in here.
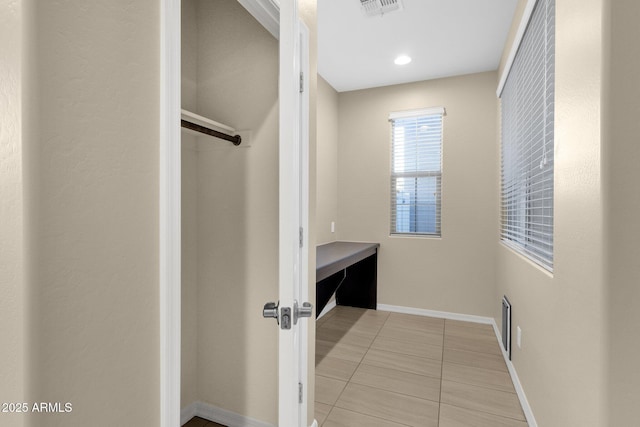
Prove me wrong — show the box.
[500,0,555,271]
[390,107,444,236]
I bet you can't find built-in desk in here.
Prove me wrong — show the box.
[316,241,379,317]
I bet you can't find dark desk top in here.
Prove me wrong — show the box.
[316,241,380,282]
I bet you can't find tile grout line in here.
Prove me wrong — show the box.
[318,308,526,427]
[443,344,504,357]
[440,318,528,425]
[439,400,529,424]
[336,308,416,427]
[356,360,444,383]
[342,314,446,403]
[316,307,381,427]
[318,308,414,427]
[320,315,526,426]
[332,386,428,427]
[329,309,389,405]
[437,319,448,427]
[362,344,444,363]
[342,376,443,404]
[438,376,519,395]
[441,356,510,373]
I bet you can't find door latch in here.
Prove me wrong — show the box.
[294,301,313,324]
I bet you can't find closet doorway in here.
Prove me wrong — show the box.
[160,0,312,426]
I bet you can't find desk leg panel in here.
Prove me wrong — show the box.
[335,254,377,310]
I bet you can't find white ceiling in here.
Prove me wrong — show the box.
[318,0,519,92]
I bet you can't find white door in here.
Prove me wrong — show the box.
[263,1,312,426]
[296,20,311,427]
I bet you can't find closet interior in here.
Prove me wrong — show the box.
[180,0,280,424]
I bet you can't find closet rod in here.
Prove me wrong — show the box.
[181,119,242,146]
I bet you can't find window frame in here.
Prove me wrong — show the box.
[389,107,445,237]
[498,0,555,272]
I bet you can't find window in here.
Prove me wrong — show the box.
[499,0,555,271]
[389,107,444,236]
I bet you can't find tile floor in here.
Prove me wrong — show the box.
[315,306,527,427]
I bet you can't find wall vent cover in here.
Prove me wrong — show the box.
[360,0,403,17]
[502,296,512,360]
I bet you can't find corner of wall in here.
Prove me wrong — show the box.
[602,0,640,424]
[0,2,27,425]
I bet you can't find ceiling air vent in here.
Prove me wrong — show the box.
[360,0,403,17]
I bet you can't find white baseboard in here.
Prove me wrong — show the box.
[490,322,538,427]
[181,401,275,427]
[180,402,198,426]
[377,303,536,427]
[377,303,494,325]
[309,419,318,427]
[317,299,336,319]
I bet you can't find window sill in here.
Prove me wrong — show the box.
[389,233,442,240]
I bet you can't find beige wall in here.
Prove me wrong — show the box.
[181,140,199,410]
[315,75,338,323]
[22,0,161,425]
[316,76,339,245]
[603,0,640,424]
[337,72,499,317]
[0,2,26,426]
[495,0,608,425]
[181,0,199,410]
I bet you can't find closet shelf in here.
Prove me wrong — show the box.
[181,109,242,146]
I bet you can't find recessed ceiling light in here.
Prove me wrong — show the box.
[394,55,412,65]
